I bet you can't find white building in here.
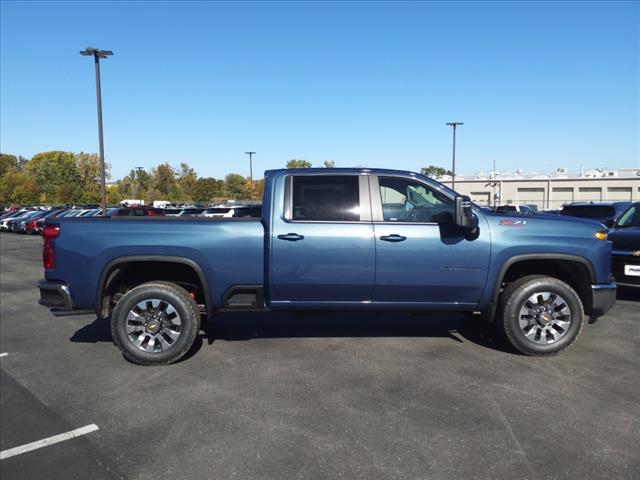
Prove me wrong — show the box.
[437,168,640,210]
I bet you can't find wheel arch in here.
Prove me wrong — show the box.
[95,255,213,319]
[487,254,595,321]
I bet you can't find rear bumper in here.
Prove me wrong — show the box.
[37,280,93,317]
[590,283,617,318]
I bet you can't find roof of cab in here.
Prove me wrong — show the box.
[265,167,421,176]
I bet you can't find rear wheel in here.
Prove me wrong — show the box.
[111,281,200,365]
[498,275,584,356]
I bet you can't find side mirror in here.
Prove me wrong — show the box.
[604,218,615,228]
[455,195,477,230]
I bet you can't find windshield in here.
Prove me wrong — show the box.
[616,204,640,228]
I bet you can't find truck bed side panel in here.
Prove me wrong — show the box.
[44,218,264,310]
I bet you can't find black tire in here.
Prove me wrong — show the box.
[498,275,584,356]
[111,281,201,365]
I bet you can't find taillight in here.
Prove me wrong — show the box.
[27,220,37,231]
[42,224,60,269]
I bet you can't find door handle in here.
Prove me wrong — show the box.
[380,234,407,242]
[278,233,305,241]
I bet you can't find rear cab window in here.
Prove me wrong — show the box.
[288,175,363,222]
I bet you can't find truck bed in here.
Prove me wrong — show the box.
[45,217,265,309]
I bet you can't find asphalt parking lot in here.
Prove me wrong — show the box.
[0,234,639,480]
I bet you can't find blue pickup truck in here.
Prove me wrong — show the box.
[38,168,616,364]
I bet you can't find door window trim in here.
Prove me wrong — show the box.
[283,174,372,223]
[369,175,454,225]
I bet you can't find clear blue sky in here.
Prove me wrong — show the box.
[1,1,638,180]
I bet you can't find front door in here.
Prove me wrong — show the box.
[370,175,490,306]
[270,174,375,304]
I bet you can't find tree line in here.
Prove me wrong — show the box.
[1,151,452,205]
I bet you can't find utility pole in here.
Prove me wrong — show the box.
[446,122,463,190]
[80,47,113,215]
[245,152,256,201]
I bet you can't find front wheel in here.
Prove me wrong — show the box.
[499,275,584,356]
[111,281,201,365]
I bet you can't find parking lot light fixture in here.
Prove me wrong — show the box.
[80,47,113,215]
[446,122,463,190]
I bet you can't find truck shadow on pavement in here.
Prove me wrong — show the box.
[70,310,515,361]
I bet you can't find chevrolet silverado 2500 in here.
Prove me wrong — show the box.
[38,168,616,364]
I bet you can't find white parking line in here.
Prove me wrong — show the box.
[0,424,99,460]
[0,353,7,358]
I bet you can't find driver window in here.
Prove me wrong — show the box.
[378,177,454,223]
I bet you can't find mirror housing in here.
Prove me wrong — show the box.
[455,195,477,230]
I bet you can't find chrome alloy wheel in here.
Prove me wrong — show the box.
[518,291,572,345]
[125,299,182,353]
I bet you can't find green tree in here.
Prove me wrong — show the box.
[251,178,265,200]
[286,159,312,169]
[27,151,80,203]
[322,160,335,168]
[151,163,177,198]
[0,153,19,176]
[224,173,248,199]
[421,165,453,178]
[193,177,224,203]
[0,170,37,204]
[177,162,198,203]
[74,152,105,203]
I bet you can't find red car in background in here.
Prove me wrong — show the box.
[106,207,164,217]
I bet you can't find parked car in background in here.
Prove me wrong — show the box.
[31,209,69,235]
[161,208,183,216]
[177,207,205,217]
[7,210,42,232]
[495,204,536,214]
[608,202,640,289]
[78,209,103,217]
[0,210,29,231]
[201,205,262,218]
[106,207,164,217]
[559,202,631,227]
[13,210,48,233]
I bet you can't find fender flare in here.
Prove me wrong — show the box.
[95,255,213,318]
[486,253,595,321]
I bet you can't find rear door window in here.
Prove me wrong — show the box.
[291,176,360,221]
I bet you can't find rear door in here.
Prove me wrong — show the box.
[370,175,490,305]
[270,174,375,303]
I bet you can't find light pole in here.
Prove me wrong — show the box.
[80,47,113,215]
[245,152,256,200]
[446,122,463,190]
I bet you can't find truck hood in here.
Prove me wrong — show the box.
[607,227,640,251]
[484,210,605,229]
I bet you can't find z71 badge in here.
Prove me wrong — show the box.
[499,219,527,226]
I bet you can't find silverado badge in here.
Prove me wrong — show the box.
[632,251,640,257]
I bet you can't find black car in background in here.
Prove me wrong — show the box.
[559,201,631,227]
[608,202,640,289]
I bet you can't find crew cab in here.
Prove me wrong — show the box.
[38,168,617,364]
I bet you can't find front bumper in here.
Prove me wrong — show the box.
[37,280,93,317]
[590,283,617,318]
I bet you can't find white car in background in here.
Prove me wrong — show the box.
[201,205,262,218]
[495,204,536,215]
